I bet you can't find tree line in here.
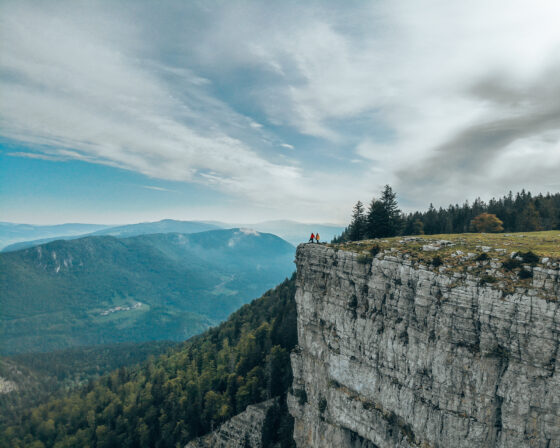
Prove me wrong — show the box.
[0,276,297,448]
[334,188,560,242]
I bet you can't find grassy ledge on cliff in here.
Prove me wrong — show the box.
[330,230,560,297]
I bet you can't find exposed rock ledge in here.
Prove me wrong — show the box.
[0,377,18,394]
[288,243,560,448]
[185,399,275,448]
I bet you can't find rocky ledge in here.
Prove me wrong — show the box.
[288,243,560,448]
[0,377,18,394]
[185,399,275,448]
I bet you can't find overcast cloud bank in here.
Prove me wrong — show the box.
[1,0,559,222]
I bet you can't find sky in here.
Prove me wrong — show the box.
[1,0,560,225]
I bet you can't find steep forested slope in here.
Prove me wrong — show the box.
[0,341,177,426]
[0,276,297,448]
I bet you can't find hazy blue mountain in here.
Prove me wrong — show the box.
[213,220,346,245]
[0,222,111,250]
[0,228,294,354]
[2,219,222,252]
[89,218,221,237]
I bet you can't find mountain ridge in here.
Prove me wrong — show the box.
[1,219,222,252]
[0,228,295,354]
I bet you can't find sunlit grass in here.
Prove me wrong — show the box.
[332,231,560,260]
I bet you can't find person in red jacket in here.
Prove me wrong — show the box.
[309,233,315,243]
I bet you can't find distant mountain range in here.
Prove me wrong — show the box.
[0,222,111,250]
[0,228,295,354]
[1,219,344,251]
[1,220,221,252]
[235,220,344,246]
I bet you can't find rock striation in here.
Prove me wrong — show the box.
[288,243,560,448]
[185,399,275,448]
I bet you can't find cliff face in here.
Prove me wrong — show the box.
[185,399,275,448]
[288,244,560,448]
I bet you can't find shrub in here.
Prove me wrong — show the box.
[318,397,327,415]
[470,213,504,233]
[487,345,509,360]
[480,275,496,284]
[518,268,533,279]
[475,253,489,261]
[294,388,307,406]
[357,254,373,265]
[502,258,522,271]
[519,251,539,265]
[431,256,443,267]
[369,244,381,256]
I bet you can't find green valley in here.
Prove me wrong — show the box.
[0,229,295,354]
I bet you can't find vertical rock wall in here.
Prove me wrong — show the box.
[288,244,560,448]
[185,399,275,448]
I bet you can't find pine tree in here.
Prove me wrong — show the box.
[366,199,389,239]
[412,219,424,235]
[518,202,542,231]
[380,185,402,236]
[348,201,366,241]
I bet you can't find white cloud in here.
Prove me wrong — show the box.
[7,152,63,161]
[264,1,560,207]
[143,185,173,192]
[0,1,307,208]
[2,0,560,221]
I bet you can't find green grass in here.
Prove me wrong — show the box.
[334,231,560,260]
[331,231,559,295]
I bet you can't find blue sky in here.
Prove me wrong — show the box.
[1,0,560,224]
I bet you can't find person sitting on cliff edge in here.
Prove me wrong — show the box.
[309,233,315,243]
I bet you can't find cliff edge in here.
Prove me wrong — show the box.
[288,239,560,447]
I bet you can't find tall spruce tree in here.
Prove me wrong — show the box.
[349,201,366,241]
[380,185,402,236]
[363,186,402,239]
[366,199,389,238]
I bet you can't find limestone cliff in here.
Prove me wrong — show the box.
[185,399,275,448]
[288,243,560,448]
[0,377,18,394]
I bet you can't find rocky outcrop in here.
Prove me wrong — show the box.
[288,244,560,448]
[0,377,18,394]
[185,399,275,448]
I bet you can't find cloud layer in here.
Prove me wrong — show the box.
[2,0,560,221]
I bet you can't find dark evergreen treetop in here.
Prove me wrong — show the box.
[348,201,366,241]
[334,189,560,242]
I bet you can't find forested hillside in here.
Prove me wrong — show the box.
[0,229,295,354]
[0,276,297,448]
[336,188,560,242]
[0,341,177,426]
